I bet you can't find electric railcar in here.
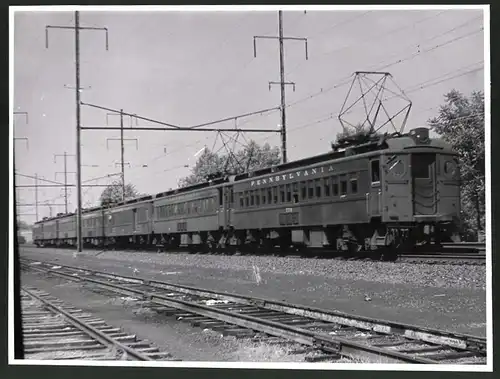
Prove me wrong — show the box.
[32,127,461,258]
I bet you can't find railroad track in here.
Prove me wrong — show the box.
[398,252,486,265]
[20,286,179,361]
[21,258,487,365]
[27,242,486,265]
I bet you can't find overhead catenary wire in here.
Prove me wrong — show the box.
[232,23,484,140]
[114,12,477,178]
[285,9,450,77]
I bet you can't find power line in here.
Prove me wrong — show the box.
[376,28,483,71]
[291,27,483,111]
[54,152,76,214]
[253,62,485,146]
[214,21,484,154]
[286,10,449,77]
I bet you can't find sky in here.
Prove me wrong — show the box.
[12,6,486,224]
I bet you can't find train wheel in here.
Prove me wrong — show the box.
[381,247,398,262]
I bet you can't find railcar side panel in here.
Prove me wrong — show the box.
[57,215,76,241]
[232,155,373,230]
[82,210,105,239]
[153,187,220,243]
[42,220,58,242]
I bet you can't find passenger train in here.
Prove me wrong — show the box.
[32,127,461,260]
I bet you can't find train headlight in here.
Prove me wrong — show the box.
[409,127,430,145]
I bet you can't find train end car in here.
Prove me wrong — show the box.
[374,127,461,247]
[32,222,43,247]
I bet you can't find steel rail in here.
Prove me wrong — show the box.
[21,258,486,363]
[21,286,153,361]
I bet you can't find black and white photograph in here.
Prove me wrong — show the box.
[9,4,491,371]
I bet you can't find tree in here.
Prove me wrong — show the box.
[178,140,281,187]
[99,180,141,207]
[17,219,31,230]
[427,89,485,241]
[335,122,372,142]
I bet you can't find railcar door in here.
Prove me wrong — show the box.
[225,186,233,228]
[384,154,412,221]
[367,158,382,218]
[132,209,137,233]
[411,153,437,215]
[217,187,225,228]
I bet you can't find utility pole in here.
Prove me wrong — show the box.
[106,109,139,201]
[74,11,83,253]
[54,152,76,213]
[120,110,125,200]
[45,10,108,253]
[34,174,38,222]
[63,151,68,213]
[253,10,308,163]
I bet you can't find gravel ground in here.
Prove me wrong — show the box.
[20,247,487,337]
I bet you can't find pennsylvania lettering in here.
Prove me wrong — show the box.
[250,165,336,187]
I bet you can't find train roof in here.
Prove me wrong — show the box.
[34,127,454,225]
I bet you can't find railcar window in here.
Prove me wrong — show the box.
[308,180,314,199]
[413,155,432,179]
[239,193,244,208]
[324,178,331,197]
[351,178,358,194]
[255,190,260,206]
[286,184,292,203]
[280,185,285,203]
[251,191,255,206]
[292,183,299,204]
[262,188,267,205]
[273,187,278,204]
[340,178,348,196]
[267,188,272,205]
[300,181,307,200]
[371,160,380,183]
[315,179,322,198]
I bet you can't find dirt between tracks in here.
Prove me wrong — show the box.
[20,272,315,362]
[20,247,487,337]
